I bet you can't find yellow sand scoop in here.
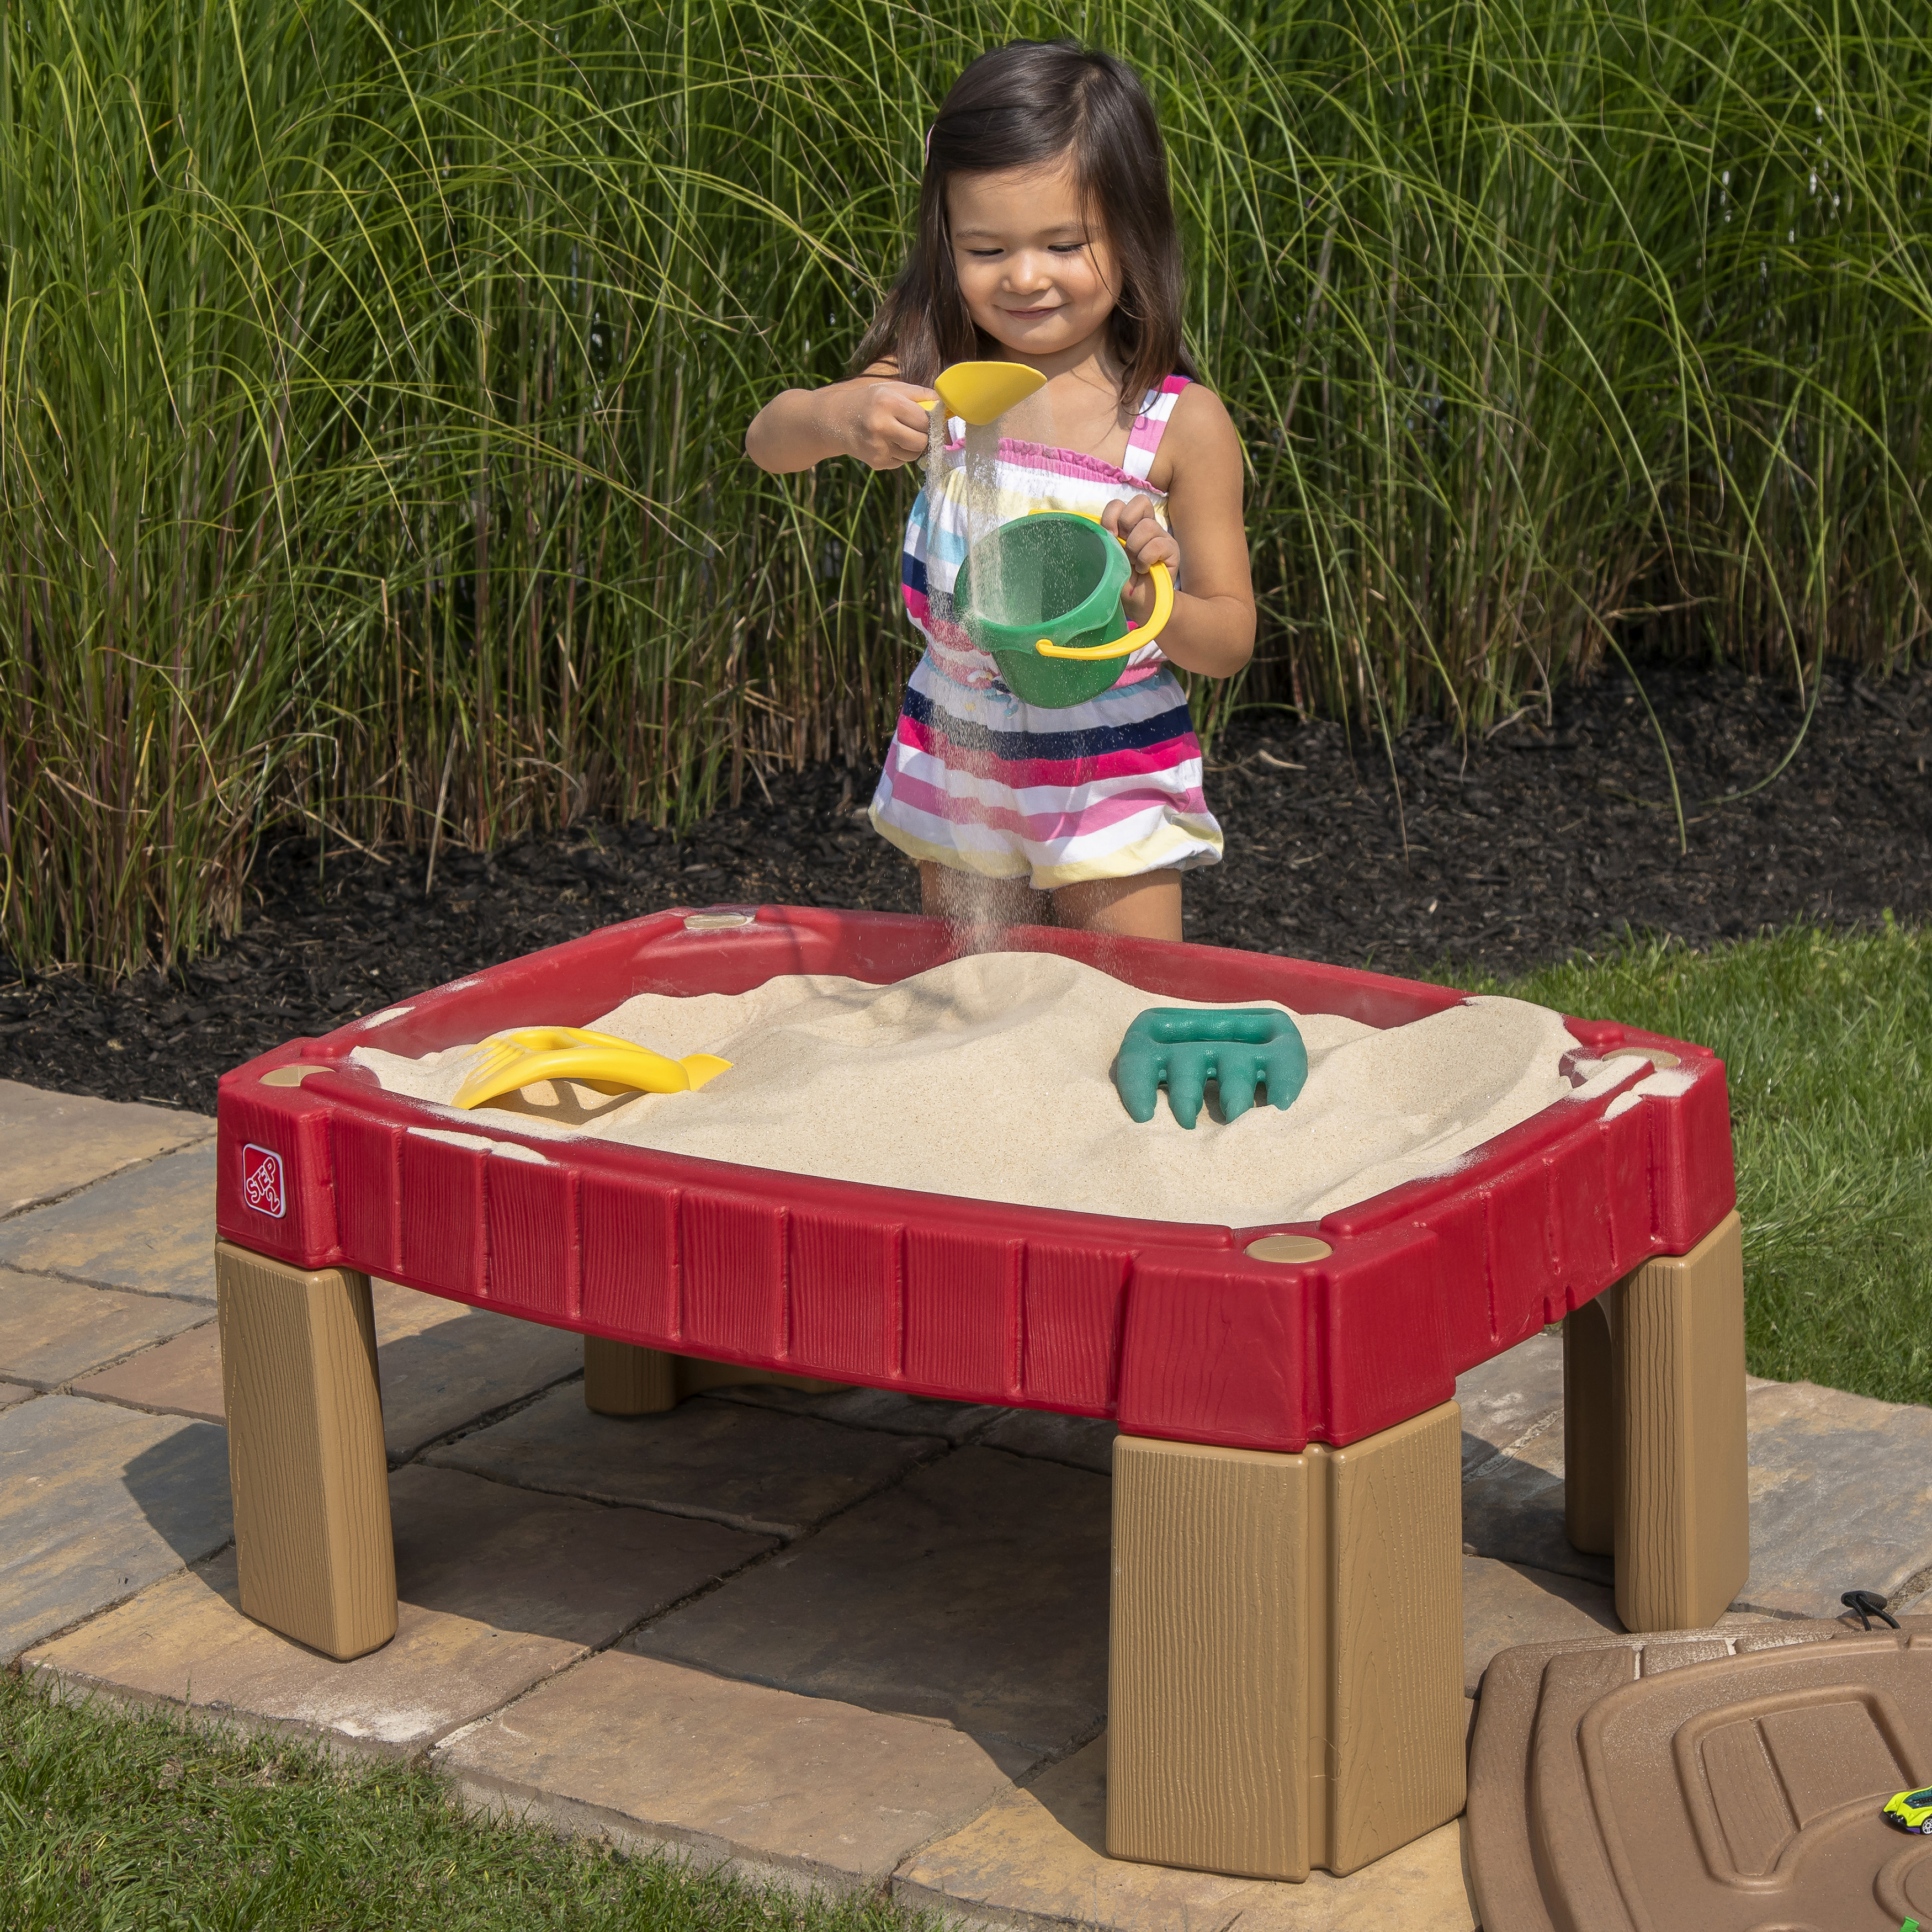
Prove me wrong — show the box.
[919,359,1047,427]
[452,1025,731,1111]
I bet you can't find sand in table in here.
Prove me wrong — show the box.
[354,952,1632,1226]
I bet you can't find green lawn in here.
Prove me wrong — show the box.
[5,921,1928,1926]
[1475,919,1932,1406]
[0,1672,938,1931]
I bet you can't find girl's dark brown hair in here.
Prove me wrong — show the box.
[853,41,1199,405]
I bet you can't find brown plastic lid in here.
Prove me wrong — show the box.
[1469,1616,1932,1931]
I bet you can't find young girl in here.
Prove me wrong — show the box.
[745,41,1254,941]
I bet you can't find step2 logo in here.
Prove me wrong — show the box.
[241,1143,286,1219]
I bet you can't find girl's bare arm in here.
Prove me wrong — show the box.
[745,364,936,474]
[1100,386,1256,681]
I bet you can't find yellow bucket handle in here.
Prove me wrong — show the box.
[1023,509,1177,661]
[1035,562,1173,660]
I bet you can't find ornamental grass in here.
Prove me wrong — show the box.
[2,0,1926,970]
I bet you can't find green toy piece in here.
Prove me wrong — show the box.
[1114,1007,1308,1129]
[955,511,1173,709]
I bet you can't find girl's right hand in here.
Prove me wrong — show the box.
[831,380,938,470]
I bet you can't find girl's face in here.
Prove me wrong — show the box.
[946,158,1120,364]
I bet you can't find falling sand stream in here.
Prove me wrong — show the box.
[920,389,1045,938]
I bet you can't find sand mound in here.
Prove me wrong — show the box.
[354,952,1616,1225]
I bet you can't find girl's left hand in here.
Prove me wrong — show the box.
[1101,495,1180,625]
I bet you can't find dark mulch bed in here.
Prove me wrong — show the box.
[4,658,1929,1112]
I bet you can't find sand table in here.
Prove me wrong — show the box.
[354,952,1632,1225]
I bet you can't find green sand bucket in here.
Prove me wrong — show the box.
[956,511,1176,709]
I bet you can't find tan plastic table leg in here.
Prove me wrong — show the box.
[1611,1209,1750,1632]
[1107,1402,1465,1881]
[1563,1294,1617,1556]
[583,1334,680,1413]
[214,1241,396,1660]
[582,1335,846,1415]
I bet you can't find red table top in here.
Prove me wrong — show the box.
[214,905,1735,1451]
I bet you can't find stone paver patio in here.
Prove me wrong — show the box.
[4,1071,1929,1928]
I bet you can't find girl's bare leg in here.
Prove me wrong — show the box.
[919,861,1053,928]
[1052,871,1182,941]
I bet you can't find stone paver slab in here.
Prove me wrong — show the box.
[23,1465,765,1755]
[978,1408,1117,1474]
[71,1325,225,1422]
[436,1648,1014,1894]
[1735,1376,1932,1617]
[0,1080,211,1218]
[0,1393,231,1664]
[0,1270,212,1390]
[68,1281,587,1450]
[0,1378,34,1409]
[1213,1823,1475,1931]
[26,1557,576,1758]
[0,1139,217,1303]
[426,1381,936,1537]
[895,1735,1476,1931]
[1462,1554,1621,1695]
[384,1463,768,1639]
[630,1445,1108,1771]
[706,1381,1000,1443]
[1456,1329,1564,1469]
[371,1282,586,1458]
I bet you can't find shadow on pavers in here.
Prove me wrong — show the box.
[122,1423,236,1565]
[1461,1439,1612,1589]
[0,1397,232,1664]
[628,1445,1112,1777]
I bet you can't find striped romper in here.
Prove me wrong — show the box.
[868,374,1225,890]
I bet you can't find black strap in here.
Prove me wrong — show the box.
[1843,1588,1901,1631]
